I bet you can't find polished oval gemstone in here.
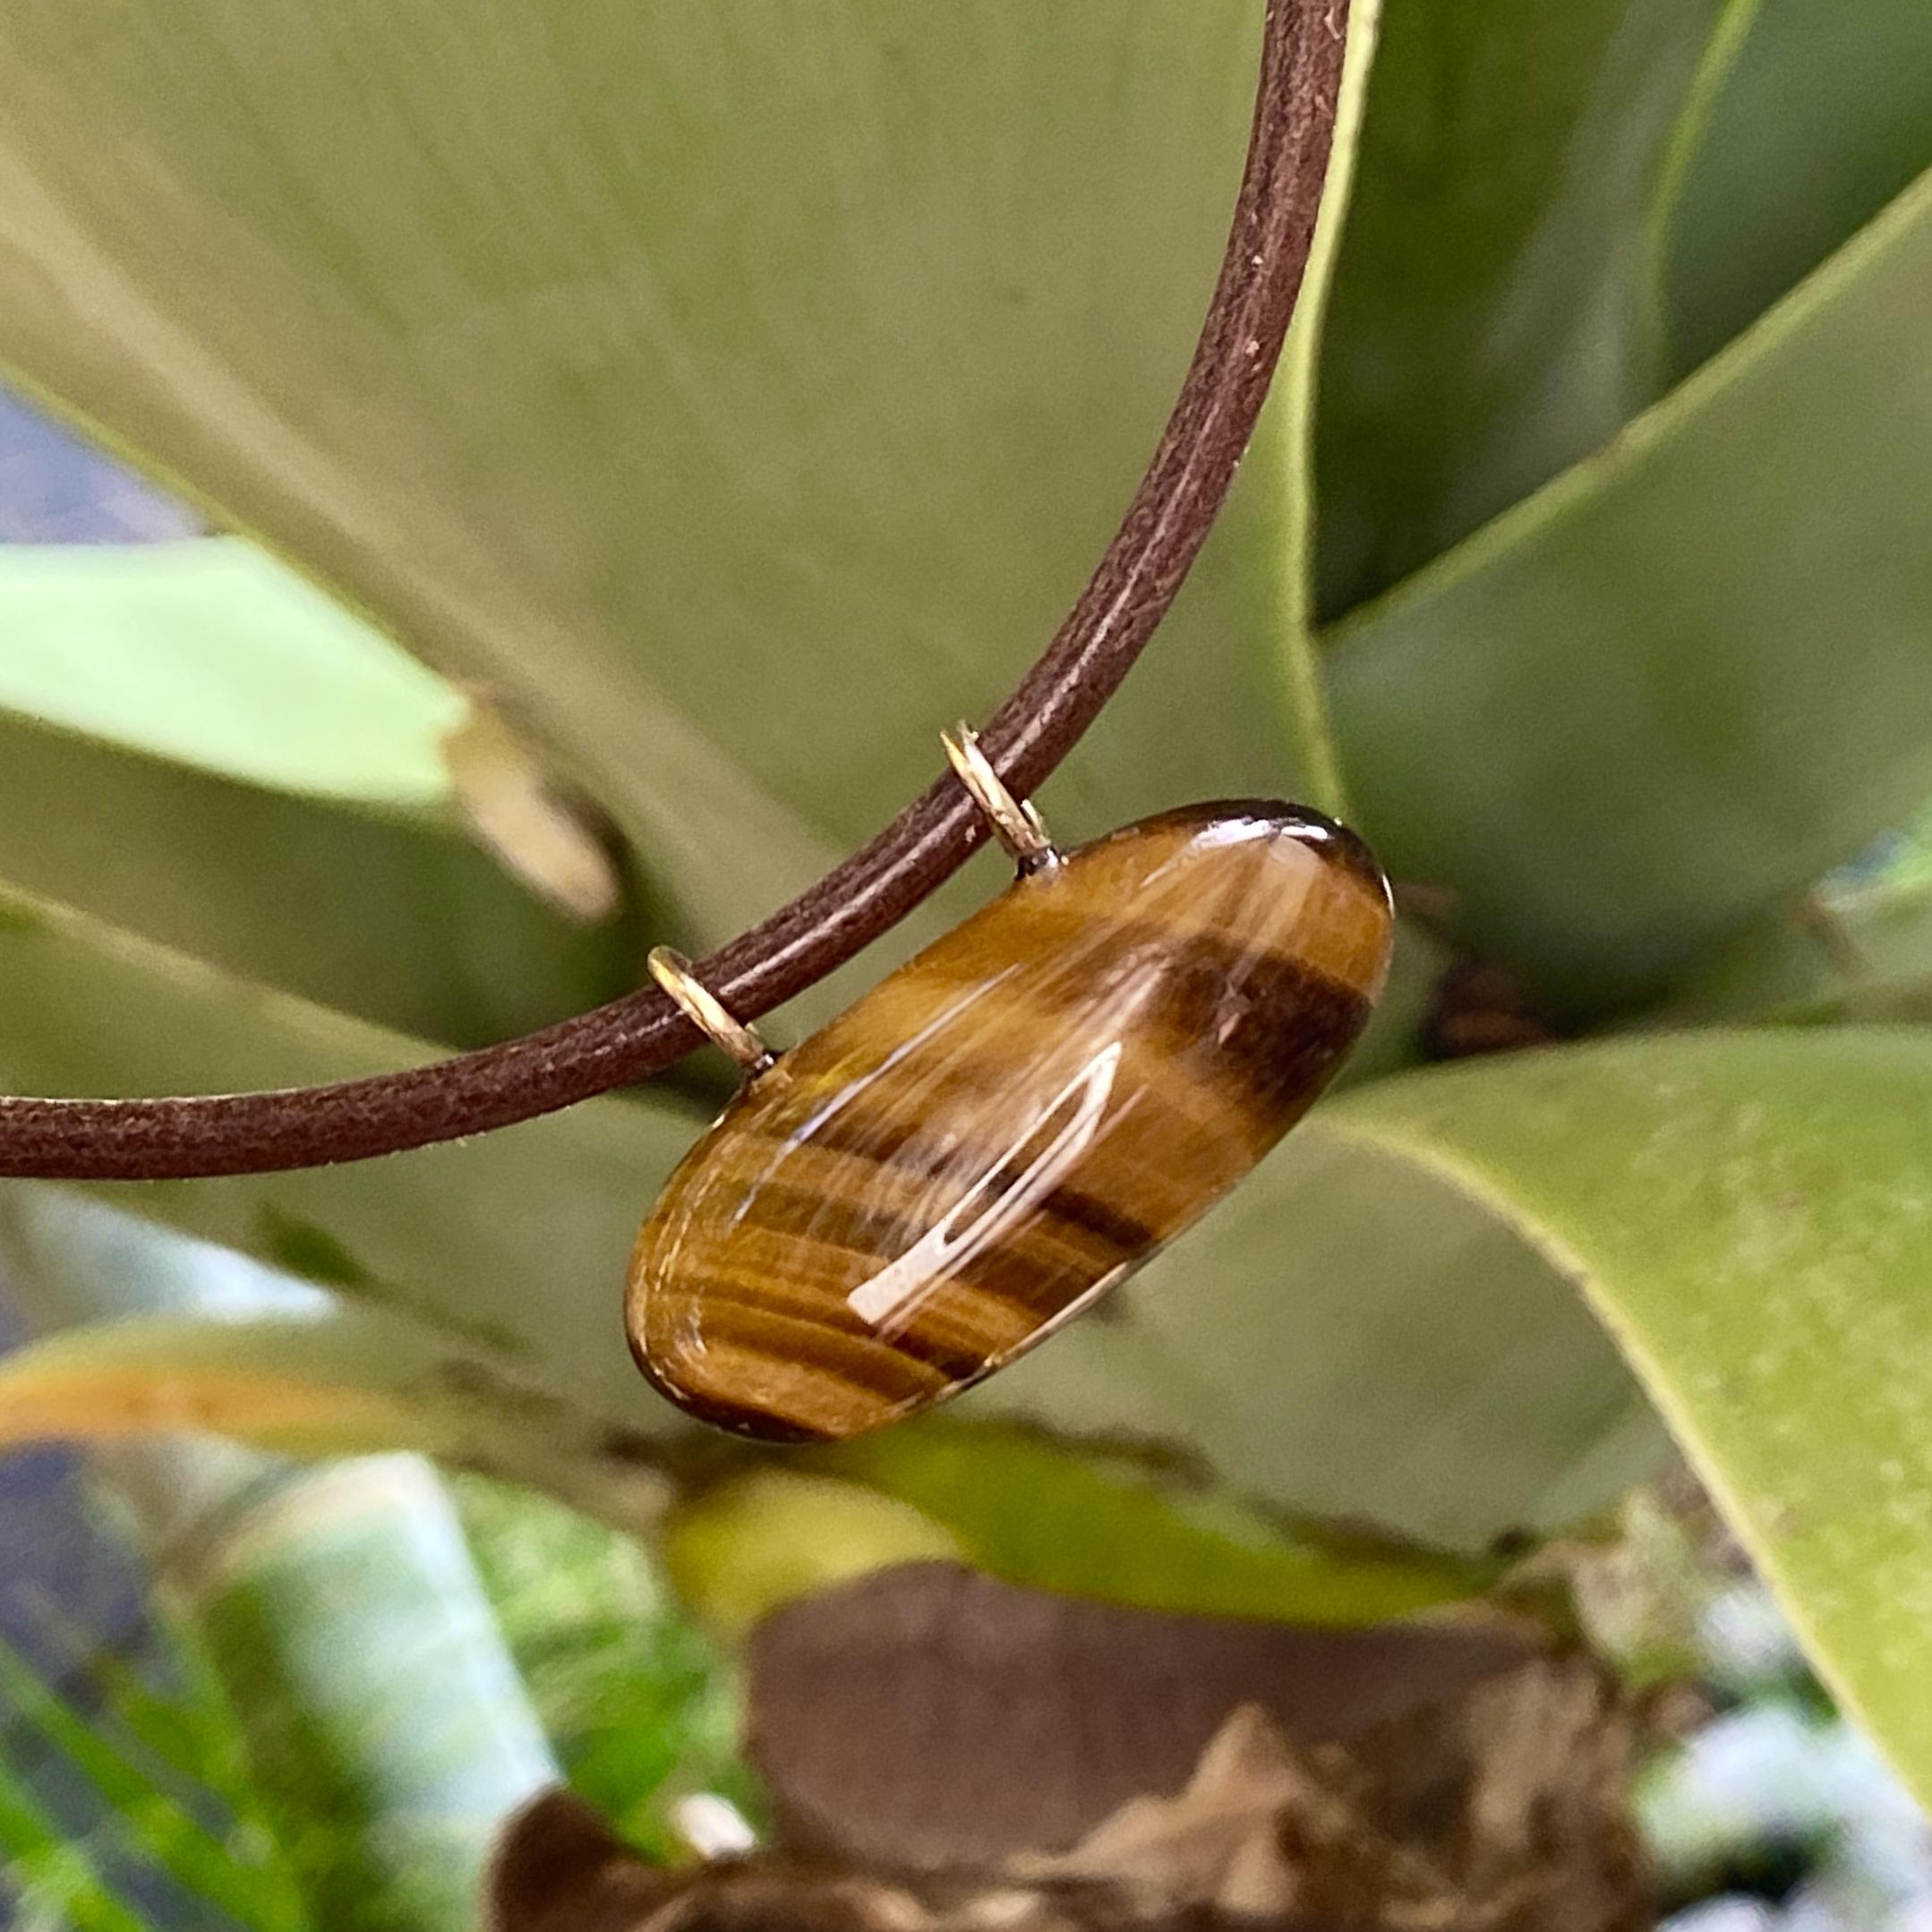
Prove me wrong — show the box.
[627,803,1392,1443]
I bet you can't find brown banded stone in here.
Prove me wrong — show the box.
[627,803,1392,1442]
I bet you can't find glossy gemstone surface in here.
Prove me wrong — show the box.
[627,803,1393,1443]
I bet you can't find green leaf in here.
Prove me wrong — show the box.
[0,1295,549,1466]
[962,1118,1663,1552]
[0,1610,300,1932]
[1207,0,1382,823]
[1659,882,1932,1028]
[454,1475,748,1859]
[0,533,631,1051]
[0,1,1325,954]
[0,707,637,1051]
[0,1762,148,1932]
[0,1632,303,1931]
[1330,916,1449,1090]
[1325,159,1932,1013]
[812,1425,1496,1624]
[2,1188,1492,1630]
[0,539,461,807]
[15,1599,313,1927]
[0,884,705,1439]
[0,420,633,1038]
[51,1625,285,1859]
[1316,0,1729,616]
[1663,0,1932,377]
[662,1473,963,1643]
[1317,1027,1932,1810]
[1,1295,1501,1630]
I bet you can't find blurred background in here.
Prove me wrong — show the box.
[4,1,1932,1928]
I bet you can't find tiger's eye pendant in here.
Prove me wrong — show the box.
[627,728,1393,1444]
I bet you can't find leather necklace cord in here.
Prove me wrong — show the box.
[0,0,1349,1181]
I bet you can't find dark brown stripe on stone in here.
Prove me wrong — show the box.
[1130,939,1372,1134]
[650,1388,836,1446]
[1039,1184,1156,1257]
[676,1277,994,1390]
[691,1176,1113,1330]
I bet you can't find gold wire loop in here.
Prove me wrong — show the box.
[647,948,775,1076]
[941,722,1059,875]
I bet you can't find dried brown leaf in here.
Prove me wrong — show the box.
[745,1567,1653,1930]
[745,1565,1534,1872]
[442,706,622,921]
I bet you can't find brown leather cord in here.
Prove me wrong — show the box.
[0,0,1349,1180]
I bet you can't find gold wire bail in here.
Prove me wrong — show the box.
[647,948,775,1076]
[941,722,1059,875]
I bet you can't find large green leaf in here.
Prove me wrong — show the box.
[1320,1027,1932,1808]
[0,0,1327,957]
[1660,882,1932,1028]
[1314,0,1729,618]
[0,539,459,807]
[0,1185,1496,1642]
[1664,0,1932,377]
[810,1427,1493,1623]
[963,1117,1663,1552]
[0,529,653,1046]
[1326,159,1932,1013]
[1194,0,1381,825]
[0,708,635,1049]
[0,1185,694,1532]
[0,882,705,1433]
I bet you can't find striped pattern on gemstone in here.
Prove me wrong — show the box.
[627,801,1393,1444]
